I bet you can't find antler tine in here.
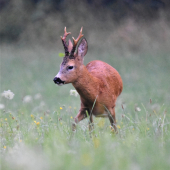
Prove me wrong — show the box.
[61,27,71,41]
[69,27,84,58]
[61,27,71,55]
[72,27,84,46]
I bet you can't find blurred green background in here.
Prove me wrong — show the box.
[0,0,170,170]
[1,0,170,101]
[1,0,170,110]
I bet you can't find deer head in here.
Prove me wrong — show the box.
[53,27,88,85]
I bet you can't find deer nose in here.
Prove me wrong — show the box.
[53,77,59,84]
[53,77,65,85]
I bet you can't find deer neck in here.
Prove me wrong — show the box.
[72,65,99,103]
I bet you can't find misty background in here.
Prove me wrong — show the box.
[1,0,170,54]
[1,0,170,107]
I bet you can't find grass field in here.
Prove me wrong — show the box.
[0,44,170,170]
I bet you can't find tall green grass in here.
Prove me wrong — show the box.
[0,45,170,169]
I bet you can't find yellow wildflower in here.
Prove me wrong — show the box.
[34,121,36,123]
[36,122,40,125]
[69,106,72,108]
[71,116,73,119]
[110,126,114,132]
[30,114,34,118]
[5,118,7,121]
[117,125,121,129]
[4,146,6,149]
[40,117,43,120]
[98,119,105,128]
[147,127,149,130]
[60,107,63,110]
[93,138,100,148]
[81,153,93,166]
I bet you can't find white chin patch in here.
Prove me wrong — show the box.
[57,83,64,86]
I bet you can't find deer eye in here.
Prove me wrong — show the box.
[68,66,74,70]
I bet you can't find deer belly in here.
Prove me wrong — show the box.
[93,107,109,117]
[94,113,109,117]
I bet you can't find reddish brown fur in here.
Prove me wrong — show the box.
[54,27,123,132]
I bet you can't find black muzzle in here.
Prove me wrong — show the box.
[53,77,65,85]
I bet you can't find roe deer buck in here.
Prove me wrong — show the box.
[53,27,123,132]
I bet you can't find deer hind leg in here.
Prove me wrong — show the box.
[108,108,118,133]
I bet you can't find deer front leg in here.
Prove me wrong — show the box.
[72,107,87,131]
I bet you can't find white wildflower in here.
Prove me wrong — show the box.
[0,103,5,109]
[151,104,160,111]
[135,107,141,112]
[2,90,15,100]
[34,93,42,100]
[40,101,45,107]
[23,95,32,103]
[12,128,17,132]
[70,89,78,97]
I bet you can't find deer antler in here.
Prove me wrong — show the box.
[61,27,71,55]
[72,27,84,47]
[70,27,84,58]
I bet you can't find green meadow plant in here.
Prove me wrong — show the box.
[0,87,170,170]
[0,46,170,169]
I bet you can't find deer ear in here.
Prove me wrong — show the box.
[77,38,88,58]
[68,39,73,53]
